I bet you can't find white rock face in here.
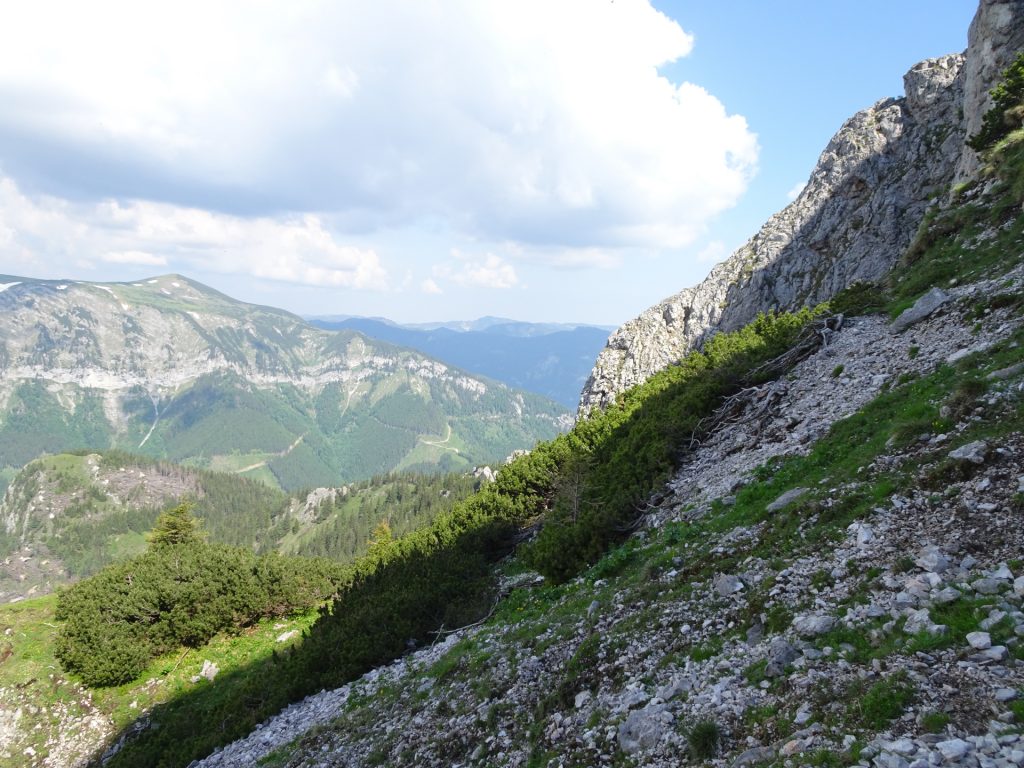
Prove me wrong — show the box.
[579,0,1022,415]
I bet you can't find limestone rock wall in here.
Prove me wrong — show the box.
[579,0,1023,416]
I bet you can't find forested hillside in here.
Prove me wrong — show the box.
[0,451,479,601]
[0,275,569,492]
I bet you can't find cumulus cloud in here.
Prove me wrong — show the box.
[434,253,519,289]
[786,181,808,201]
[0,0,757,256]
[0,175,387,289]
[420,278,442,295]
[696,240,728,263]
[508,246,622,271]
[101,250,167,266]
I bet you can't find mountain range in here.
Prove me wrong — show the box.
[0,274,569,492]
[308,315,611,408]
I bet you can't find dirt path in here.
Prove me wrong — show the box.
[418,424,459,454]
[235,433,306,474]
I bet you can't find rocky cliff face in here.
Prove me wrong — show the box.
[579,0,1023,415]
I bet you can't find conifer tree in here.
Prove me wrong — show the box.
[147,501,205,547]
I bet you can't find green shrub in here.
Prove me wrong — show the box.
[856,674,915,729]
[968,52,1024,152]
[525,308,821,582]
[828,281,887,316]
[55,540,343,687]
[687,718,721,759]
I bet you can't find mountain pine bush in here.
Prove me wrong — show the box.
[55,510,345,687]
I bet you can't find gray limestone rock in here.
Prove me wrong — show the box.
[916,545,952,574]
[792,614,837,639]
[766,488,810,513]
[936,739,972,761]
[765,638,799,677]
[892,288,951,332]
[948,440,990,464]
[732,746,776,768]
[715,574,744,597]
[617,704,669,755]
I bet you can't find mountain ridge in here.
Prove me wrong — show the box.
[310,316,610,408]
[579,0,1024,416]
[0,273,569,491]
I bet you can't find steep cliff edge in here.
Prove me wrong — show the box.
[579,0,1024,416]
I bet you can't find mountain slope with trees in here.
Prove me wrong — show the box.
[0,274,569,492]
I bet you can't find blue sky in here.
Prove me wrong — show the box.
[0,1,976,325]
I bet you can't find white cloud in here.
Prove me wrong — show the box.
[507,245,622,271]
[696,240,728,263]
[786,181,807,201]
[101,250,166,266]
[420,277,442,294]
[0,0,757,256]
[434,253,518,289]
[0,175,387,289]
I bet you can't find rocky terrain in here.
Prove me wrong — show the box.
[192,257,1024,768]
[579,0,1024,416]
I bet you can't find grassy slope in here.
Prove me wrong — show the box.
[0,595,320,768]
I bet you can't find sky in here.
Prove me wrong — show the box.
[0,1,977,326]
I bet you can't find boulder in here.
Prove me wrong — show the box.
[792,614,837,638]
[892,288,951,332]
[947,440,989,464]
[617,704,669,755]
[766,488,810,513]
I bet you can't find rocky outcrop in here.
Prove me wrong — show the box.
[578,0,1024,415]
[955,0,1024,181]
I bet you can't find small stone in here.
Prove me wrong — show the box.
[904,608,944,636]
[715,574,744,597]
[928,588,958,606]
[885,738,918,755]
[199,659,219,682]
[575,690,592,709]
[793,702,813,726]
[792,614,837,638]
[988,362,1024,381]
[947,440,989,464]
[617,704,667,755]
[1015,576,1024,597]
[276,630,299,643]
[892,288,950,332]
[916,546,951,574]
[733,746,775,768]
[766,638,799,677]
[967,631,992,650]
[779,739,806,758]
[977,645,1008,662]
[992,564,1015,582]
[973,578,1003,595]
[850,522,874,548]
[936,738,971,761]
[995,688,1018,703]
[766,488,810,513]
